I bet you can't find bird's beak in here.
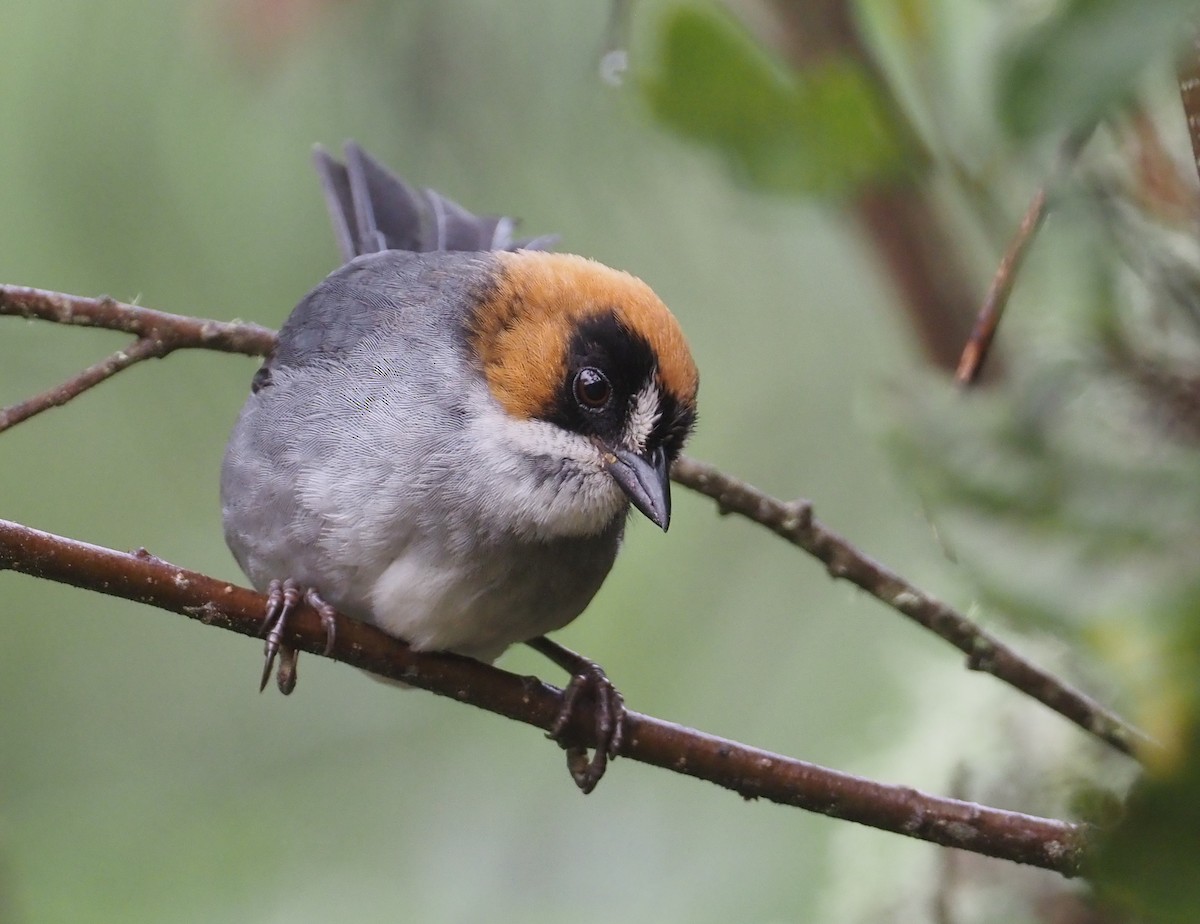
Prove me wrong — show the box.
[603,445,672,531]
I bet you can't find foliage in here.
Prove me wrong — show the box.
[641,5,915,196]
[881,146,1200,924]
[885,336,1200,918]
[998,0,1199,138]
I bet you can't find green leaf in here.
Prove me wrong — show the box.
[999,0,1199,138]
[1092,721,1200,924]
[882,370,1200,922]
[641,5,915,196]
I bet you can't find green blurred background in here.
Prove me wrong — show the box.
[0,1,1165,921]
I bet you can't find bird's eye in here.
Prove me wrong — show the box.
[573,367,612,410]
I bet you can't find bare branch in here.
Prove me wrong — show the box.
[953,185,1049,387]
[671,457,1157,762]
[955,133,1090,387]
[0,337,170,432]
[0,285,276,353]
[0,516,1090,875]
[0,285,276,433]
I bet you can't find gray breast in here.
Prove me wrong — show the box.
[430,518,625,661]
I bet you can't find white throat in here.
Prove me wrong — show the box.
[469,411,627,540]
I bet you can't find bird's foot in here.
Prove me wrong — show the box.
[259,579,337,695]
[527,636,626,794]
[554,661,626,793]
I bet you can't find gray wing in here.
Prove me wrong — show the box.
[312,142,558,260]
[262,142,554,383]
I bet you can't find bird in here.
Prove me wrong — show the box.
[220,142,698,791]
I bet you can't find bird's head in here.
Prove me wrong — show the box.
[467,250,698,532]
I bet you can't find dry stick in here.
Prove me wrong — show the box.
[0,517,1089,875]
[0,336,170,432]
[0,285,276,352]
[0,285,275,434]
[671,457,1156,762]
[953,184,1048,386]
[954,133,1092,387]
[0,284,1154,760]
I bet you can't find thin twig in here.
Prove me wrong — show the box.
[0,285,276,352]
[0,285,275,433]
[954,185,1049,386]
[954,133,1091,387]
[670,457,1157,762]
[1,284,1154,760]
[0,517,1090,875]
[0,337,170,432]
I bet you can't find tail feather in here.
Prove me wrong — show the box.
[312,142,556,261]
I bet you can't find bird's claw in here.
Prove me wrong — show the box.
[549,660,626,794]
[258,579,337,695]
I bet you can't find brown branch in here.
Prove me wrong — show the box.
[0,285,276,351]
[954,132,1090,388]
[0,282,1154,760]
[953,185,1049,387]
[0,516,1090,875]
[0,337,170,431]
[0,285,276,433]
[671,457,1157,762]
